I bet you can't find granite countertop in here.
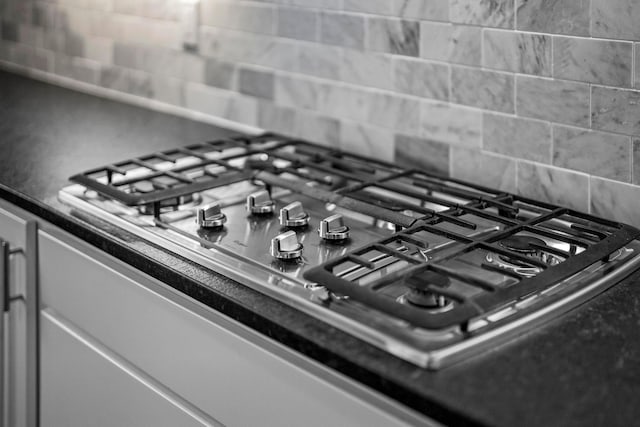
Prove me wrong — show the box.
[2,70,639,427]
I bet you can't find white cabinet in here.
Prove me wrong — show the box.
[38,227,430,427]
[0,201,37,427]
[40,309,213,427]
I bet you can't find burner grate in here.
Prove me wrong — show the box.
[69,132,640,332]
[304,200,640,330]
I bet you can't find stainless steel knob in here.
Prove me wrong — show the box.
[279,201,310,228]
[246,190,275,215]
[270,230,303,260]
[318,214,350,241]
[196,202,227,229]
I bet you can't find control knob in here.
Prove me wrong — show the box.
[279,201,310,228]
[246,190,275,215]
[270,230,303,260]
[318,214,350,241]
[196,202,227,229]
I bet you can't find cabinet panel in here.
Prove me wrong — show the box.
[39,230,425,427]
[41,310,214,427]
[4,300,27,427]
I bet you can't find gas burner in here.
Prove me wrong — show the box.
[138,193,202,215]
[485,235,563,277]
[398,271,454,312]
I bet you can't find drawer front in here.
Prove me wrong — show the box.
[41,310,214,427]
[0,203,27,250]
[39,230,427,427]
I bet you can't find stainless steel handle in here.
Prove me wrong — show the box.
[0,238,7,427]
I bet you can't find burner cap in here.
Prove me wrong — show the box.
[404,271,452,309]
[499,235,546,254]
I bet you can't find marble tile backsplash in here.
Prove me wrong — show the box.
[1,0,640,227]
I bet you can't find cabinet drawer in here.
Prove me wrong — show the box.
[41,310,213,427]
[39,230,423,427]
[0,203,27,249]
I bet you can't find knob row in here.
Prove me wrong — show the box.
[198,191,350,239]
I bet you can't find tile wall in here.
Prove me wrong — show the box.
[1,0,640,226]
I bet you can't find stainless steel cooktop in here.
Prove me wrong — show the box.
[58,133,640,369]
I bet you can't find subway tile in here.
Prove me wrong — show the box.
[299,44,341,80]
[451,67,514,113]
[450,0,514,29]
[274,74,318,110]
[591,86,640,136]
[100,65,153,98]
[83,37,112,65]
[113,0,181,21]
[517,162,589,212]
[590,177,640,227]
[296,111,341,147]
[277,7,317,42]
[483,114,551,163]
[186,83,258,126]
[451,147,516,193]
[17,24,44,48]
[421,101,482,147]
[420,22,481,66]
[592,0,640,41]
[203,58,235,90]
[288,0,341,9]
[341,123,395,161]
[1,21,18,42]
[516,75,589,127]
[553,126,631,182]
[320,12,364,50]
[54,54,101,85]
[392,0,449,21]
[152,75,183,106]
[368,92,421,133]
[393,58,448,101]
[316,84,371,123]
[201,1,276,35]
[343,0,393,14]
[553,37,632,86]
[367,17,419,57]
[483,30,551,76]
[394,134,450,176]
[113,43,183,79]
[238,67,274,100]
[516,0,590,36]
[257,101,296,136]
[633,139,640,184]
[341,49,392,90]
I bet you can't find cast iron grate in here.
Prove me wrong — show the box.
[70,132,640,331]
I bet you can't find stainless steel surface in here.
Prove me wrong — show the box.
[59,183,640,368]
[247,190,275,215]
[196,202,227,229]
[1,238,6,424]
[279,201,310,228]
[318,214,350,241]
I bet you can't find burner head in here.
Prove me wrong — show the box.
[487,235,562,277]
[499,235,547,253]
[404,271,452,310]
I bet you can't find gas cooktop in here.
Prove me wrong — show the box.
[58,133,640,368]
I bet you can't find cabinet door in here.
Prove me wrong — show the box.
[39,230,430,427]
[41,309,216,427]
[4,299,27,427]
[0,203,30,427]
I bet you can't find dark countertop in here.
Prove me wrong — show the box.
[2,69,639,427]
